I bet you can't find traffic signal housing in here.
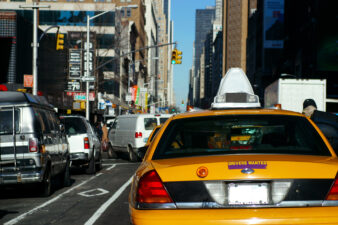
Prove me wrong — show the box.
[171,49,177,64]
[176,49,182,64]
[56,33,64,50]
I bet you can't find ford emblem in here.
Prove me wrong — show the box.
[241,168,254,174]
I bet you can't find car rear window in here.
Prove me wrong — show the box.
[152,115,332,160]
[61,117,87,135]
[160,118,169,124]
[0,109,20,134]
[144,118,158,130]
[149,127,161,143]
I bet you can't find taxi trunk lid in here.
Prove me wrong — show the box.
[152,154,338,181]
[150,155,338,208]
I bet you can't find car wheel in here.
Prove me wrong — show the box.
[62,160,71,187]
[86,154,96,175]
[96,152,103,171]
[128,146,138,162]
[40,166,52,197]
[107,144,117,159]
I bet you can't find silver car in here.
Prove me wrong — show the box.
[0,91,70,197]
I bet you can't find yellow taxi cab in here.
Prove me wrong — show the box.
[129,68,338,225]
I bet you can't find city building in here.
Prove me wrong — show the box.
[0,0,151,118]
[193,7,215,105]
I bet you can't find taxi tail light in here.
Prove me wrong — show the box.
[136,170,173,203]
[84,137,90,149]
[29,138,38,152]
[135,132,143,138]
[326,174,338,200]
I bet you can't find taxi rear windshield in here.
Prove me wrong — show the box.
[152,115,332,159]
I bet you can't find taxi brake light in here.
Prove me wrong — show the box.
[84,137,90,149]
[326,175,338,200]
[136,170,173,203]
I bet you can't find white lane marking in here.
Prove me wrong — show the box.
[106,164,116,171]
[4,173,103,225]
[84,176,133,225]
[78,188,109,197]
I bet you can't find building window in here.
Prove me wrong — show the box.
[120,9,125,17]
[97,34,115,49]
[126,8,131,17]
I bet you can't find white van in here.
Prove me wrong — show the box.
[107,114,172,161]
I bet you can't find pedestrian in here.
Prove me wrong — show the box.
[302,99,338,151]
[101,121,109,151]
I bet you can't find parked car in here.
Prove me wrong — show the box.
[59,115,102,174]
[129,68,338,225]
[108,114,172,161]
[0,91,70,197]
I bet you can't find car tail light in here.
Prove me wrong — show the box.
[326,174,338,200]
[136,170,173,203]
[135,132,143,138]
[29,138,38,152]
[84,137,90,149]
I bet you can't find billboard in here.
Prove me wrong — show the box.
[263,0,284,49]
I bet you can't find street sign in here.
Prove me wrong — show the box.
[81,76,95,82]
[67,92,95,101]
[69,49,82,78]
[140,88,147,93]
[67,80,81,91]
[24,75,33,88]
[126,95,132,101]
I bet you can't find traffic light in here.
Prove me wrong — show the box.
[176,49,182,64]
[171,49,177,64]
[56,33,64,50]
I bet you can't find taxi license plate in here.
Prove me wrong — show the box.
[228,183,269,205]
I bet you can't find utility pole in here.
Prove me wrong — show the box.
[20,2,50,95]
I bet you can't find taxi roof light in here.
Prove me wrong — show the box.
[211,68,261,109]
[136,170,173,204]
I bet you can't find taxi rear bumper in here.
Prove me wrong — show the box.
[130,206,338,225]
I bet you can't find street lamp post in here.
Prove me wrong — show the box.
[19,3,50,95]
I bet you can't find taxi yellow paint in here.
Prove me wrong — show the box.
[129,108,338,225]
[130,207,338,225]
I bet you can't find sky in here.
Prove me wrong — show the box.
[171,0,215,111]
